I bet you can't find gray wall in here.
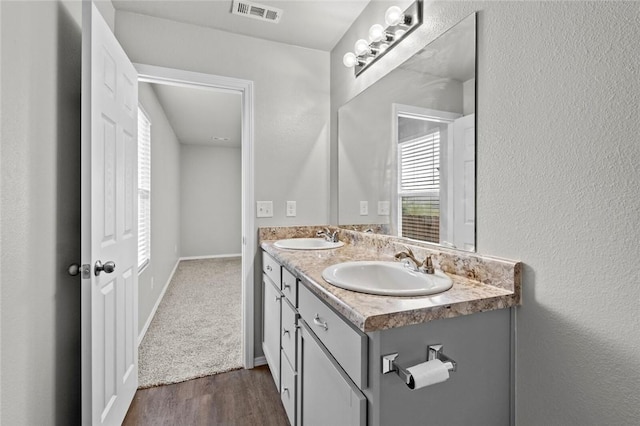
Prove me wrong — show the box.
[0,1,82,423]
[114,11,331,356]
[114,11,331,227]
[332,1,640,424]
[137,83,181,336]
[180,144,242,258]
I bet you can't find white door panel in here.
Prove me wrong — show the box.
[82,2,138,424]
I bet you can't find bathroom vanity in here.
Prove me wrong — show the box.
[259,227,521,426]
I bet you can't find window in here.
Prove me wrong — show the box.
[137,107,151,271]
[398,130,440,243]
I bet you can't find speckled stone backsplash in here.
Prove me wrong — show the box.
[258,225,521,302]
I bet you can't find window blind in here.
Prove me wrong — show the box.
[137,108,151,270]
[398,130,440,243]
[399,132,440,192]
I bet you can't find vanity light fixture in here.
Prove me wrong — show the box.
[343,0,422,77]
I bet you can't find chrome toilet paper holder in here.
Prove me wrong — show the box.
[382,344,457,389]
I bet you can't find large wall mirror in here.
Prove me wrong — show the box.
[338,13,476,252]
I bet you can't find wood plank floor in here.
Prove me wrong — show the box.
[123,365,290,426]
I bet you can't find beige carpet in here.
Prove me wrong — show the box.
[138,257,243,389]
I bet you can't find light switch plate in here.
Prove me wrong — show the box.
[360,201,369,216]
[378,201,390,216]
[256,201,273,218]
[286,201,296,217]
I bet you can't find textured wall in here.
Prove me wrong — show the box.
[137,83,182,336]
[0,1,82,423]
[332,1,640,424]
[180,144,242,257]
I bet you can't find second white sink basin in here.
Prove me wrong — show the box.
[274,238,345,250]
[322,261,453,296]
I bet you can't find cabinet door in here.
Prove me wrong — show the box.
[281,349,297,426]
[297,321,366,426]
[262,275,281,389]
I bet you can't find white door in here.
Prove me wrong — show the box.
[81,2,139,424]
[452,114,475,251]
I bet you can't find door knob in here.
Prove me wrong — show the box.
[68,264,81,276]
[68,263,90,278]
[94,260,116,276]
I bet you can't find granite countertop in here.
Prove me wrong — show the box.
[260,230,521,333]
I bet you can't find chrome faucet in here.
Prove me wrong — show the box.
[316,227,339,243]
[394,246,435,274]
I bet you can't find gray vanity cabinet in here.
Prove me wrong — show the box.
[262,250,367,426]
[297,320,367,426]
[263,249,513,426]
[262,252,299,424]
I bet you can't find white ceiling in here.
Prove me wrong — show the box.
[150,83,242,148]
[113,0,371,51]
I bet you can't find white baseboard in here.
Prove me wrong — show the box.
[253,356,267,367]
[180,253,241,261]
[137,258,180,346]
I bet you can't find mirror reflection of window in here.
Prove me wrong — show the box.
[396,111,457,245]
[398,127,441,243]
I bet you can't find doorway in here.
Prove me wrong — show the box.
[135,64,255,375]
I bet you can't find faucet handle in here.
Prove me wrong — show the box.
[422,255,435,274]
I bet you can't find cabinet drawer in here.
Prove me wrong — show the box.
[262,251,281,288]
[298,284,367,388]
[282,267,298,306]
[280,349,297,426]
[281,298,297,370]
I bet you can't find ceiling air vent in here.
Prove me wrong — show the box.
[231,0,283,24]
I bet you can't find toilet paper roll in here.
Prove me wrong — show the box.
[407,359,450,389]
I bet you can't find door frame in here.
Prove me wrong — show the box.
[135,63,255,368]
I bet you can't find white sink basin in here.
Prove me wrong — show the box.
[322,261,453,296]
[274,238,345,250]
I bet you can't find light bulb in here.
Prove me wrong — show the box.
[343,52,357,68]
[385,6,403,26]
[378,43,389,53]
[368,24,385,43]
[395,29,407,39]
[354,39,370,56]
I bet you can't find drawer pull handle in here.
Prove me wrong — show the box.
[266,265,272,271]
[275,296,282,302]
[313,314,328,330]
[283,282,291,290]
[281,387,290,397]
[283,328,290,336]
